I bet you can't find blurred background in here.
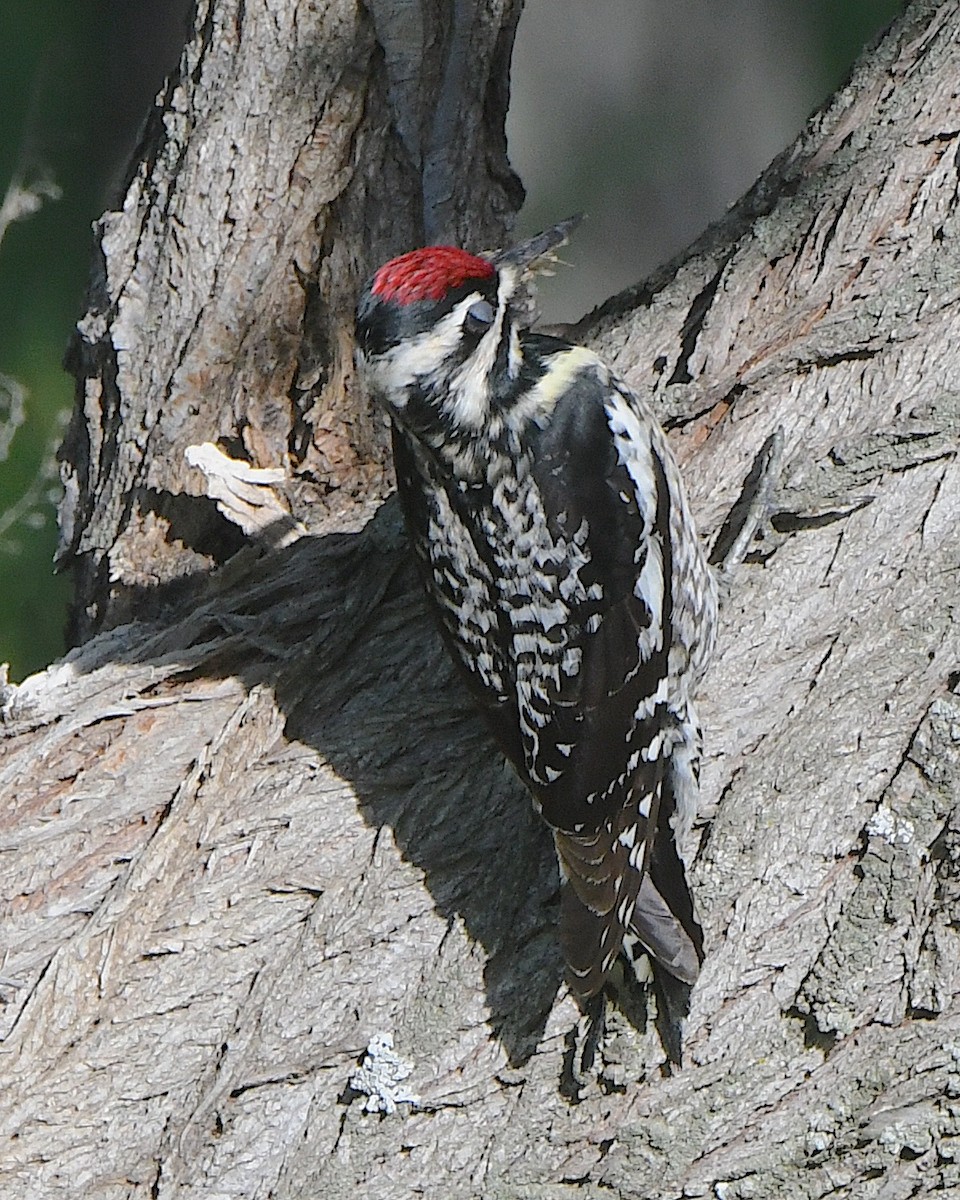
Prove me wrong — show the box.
[0,0,901,681]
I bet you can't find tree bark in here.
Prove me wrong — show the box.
[3,1,960,1197]
[57,0,523,641]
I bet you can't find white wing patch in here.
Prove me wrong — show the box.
[605,386,667,661]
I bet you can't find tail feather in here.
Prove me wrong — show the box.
[629,873,700,984]
[554,771,703,1005]
[557,859,622,1000]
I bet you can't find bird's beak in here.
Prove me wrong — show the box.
[493,214,583,271]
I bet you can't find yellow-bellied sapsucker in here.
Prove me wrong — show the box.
[355,220,717,1022]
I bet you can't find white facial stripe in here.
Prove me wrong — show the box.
[444,273,516,430]
[365,300,481,411]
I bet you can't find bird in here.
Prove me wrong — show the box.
[354,218,718,1044]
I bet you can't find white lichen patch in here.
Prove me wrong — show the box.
[348,1032,420,1116]
[864,803,915,846]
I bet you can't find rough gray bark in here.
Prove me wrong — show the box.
[58,0,523,641]
[2,1,959,1198]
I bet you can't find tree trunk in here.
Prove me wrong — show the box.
[3,1,959,1197]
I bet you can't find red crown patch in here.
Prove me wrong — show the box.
[372,247,494,305]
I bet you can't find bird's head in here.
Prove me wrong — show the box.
[355,217,580,442]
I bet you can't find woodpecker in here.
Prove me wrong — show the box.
[355,219,718,1023]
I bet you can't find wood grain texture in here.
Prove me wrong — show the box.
[58,0,523,640]
[3,1,959,1197]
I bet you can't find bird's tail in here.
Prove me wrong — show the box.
[554,774,703,1007]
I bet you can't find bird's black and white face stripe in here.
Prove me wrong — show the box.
[355,247,529,444]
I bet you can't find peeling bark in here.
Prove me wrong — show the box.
[2,2,959,1197]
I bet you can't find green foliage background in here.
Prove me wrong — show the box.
[0,2,96,682]
[0,0,901,682]
[0,0,187,681]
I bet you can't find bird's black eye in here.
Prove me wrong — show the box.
[464,299,495,334]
